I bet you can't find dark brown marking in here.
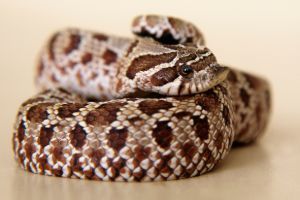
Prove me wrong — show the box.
[174,111,191,119]
[244,73,260,89]
[52,168,63,177]
[39,126,54,147]
[26,103,53,123]
[125,40,139,56]
[68,61,77,69]
[240,88,250,107]
[126,52,177,79]
[195,90,219,111]
[88,149,105,166]
[48,33,59,60]
[192,116,209,140]
[37,62,45,77]
[133,169,146,181]
[93,33,108,41]
[37,154,47,173]
[182,142,198,160]
[65,34,81,54]
[21,97,44,107]
[70,153,83,172]
[57,103,82,118]
[17,121,26,143]
[76,71,85,87]
[190,54,216,71]
[51,74,58,83]
[152,121,173,149]
[70,125,87,149]
[222,106,230,126]
[90,72,98,80]
[138,100,173,115]
[112,158,126,170]
[108,128,128,151]
[237,124,250,139]
[58,88,71,95]
[134,146,151,161]
[155,153,173,177]
[203,148,214,164]
[256,104,262,123]
[175,54,197,66]
[150,67,178,86]
[24,142,35,161]
[102,49,117,65]
[81,53,93,64]
[53,146,64,162]
[227,70,238,83]
[86,102,126,126]
[214,132,224,150]
[219,85,228,96]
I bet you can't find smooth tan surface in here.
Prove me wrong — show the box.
[0,0,300,199]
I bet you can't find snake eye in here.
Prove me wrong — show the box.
[179,65,194,77]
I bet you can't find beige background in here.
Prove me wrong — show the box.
[0,0,299,199]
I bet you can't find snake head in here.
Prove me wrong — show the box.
[135,45,229,96]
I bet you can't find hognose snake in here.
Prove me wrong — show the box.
[12,15,271,181]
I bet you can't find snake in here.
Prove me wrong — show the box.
[12,15,271,181]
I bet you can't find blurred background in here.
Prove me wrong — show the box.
[0,0,299,199]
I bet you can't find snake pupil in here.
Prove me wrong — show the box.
[181,65,193,76]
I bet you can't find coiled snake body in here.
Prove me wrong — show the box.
[13,15,271,181]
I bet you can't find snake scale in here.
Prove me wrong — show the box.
[12,15,271,181]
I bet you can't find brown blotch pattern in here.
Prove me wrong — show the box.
[126,52,177,79]
[37,62,45,77]
[244,73,260,89]
[182,142,198,160]
[138,100,173,115]
[108,128,128,152]
[152,121,173,149]
[222,106,230,126]
[195,90,219,111]
[24,142,36,161]
[38,126,54,148]
[214,132,224,150]
[48,33,59,60]
[85,102,126,126]
[125,40,139,57]
[102,49,118,65]
[150,67,178,86]
[53,146,65,162]
[240,88,250,107]
[265,90,271,110]
[26,103,53,123]
[88,149,105,166]
[76,71,85,87]
[175,54,197,66]
[21,97,45,107]
[70,125,87,149]
[192,116,209,140]
[134,146,151,161]
[17,121,26,143]
[190,54,216,72]
[227,70,238,83]
[70,153,83,172]
[174,111,191,119]
[93,33,108,41]
[256,104,262,123]
[81,53,93,64]
[65,34,81,54]
[58,103,83,118]
[51,74,58,83]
